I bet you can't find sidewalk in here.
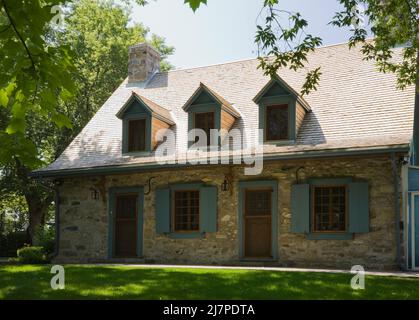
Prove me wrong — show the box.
[96,263,419,278]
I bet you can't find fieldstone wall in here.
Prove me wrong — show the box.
[56,154,402,270]
[128,43,161,83]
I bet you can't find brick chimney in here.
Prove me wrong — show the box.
[128,43,161,83]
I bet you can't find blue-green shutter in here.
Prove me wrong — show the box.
[348,182,369,233]
[155,188,170,234]
[200,186,218,233]
[291,184,310,233]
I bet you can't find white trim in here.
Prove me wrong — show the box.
[411,192,419,270]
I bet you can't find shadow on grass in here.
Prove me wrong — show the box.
[0,265,418,300]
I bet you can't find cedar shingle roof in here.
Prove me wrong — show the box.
[119,91,175,125]
[36,42,415,174]
[193,82,241,118]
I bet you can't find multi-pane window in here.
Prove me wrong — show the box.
[128,119,146,152]
[173,190,200,232]
[265,104,289,141]
[194,112,214,146]
[313,186,346,232]
[245,190,271,216]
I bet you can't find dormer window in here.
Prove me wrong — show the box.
[266,104,289,141]
[117,91,174,154]
[183,83,241,148]
[254,77,311,145]
[128,118,146,152]
[194,111,215,146]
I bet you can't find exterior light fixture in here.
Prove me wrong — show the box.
[90,188,99,200]
[221,178,229,192]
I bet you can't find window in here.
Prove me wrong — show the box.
[245,190,271,216]
[312,186,346,232]
[265,104,289,141]
[128,119,146,152]
[194,112,214,146]
[173,190,200,232]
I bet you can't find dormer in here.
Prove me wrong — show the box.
[117,91,175,154]
[183,83,241,147]
[253,76,311,144]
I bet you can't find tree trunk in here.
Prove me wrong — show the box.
[26,195,49,245]
[14,159,54,245]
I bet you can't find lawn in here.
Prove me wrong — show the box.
[0,265,418,299]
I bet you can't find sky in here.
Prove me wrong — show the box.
[132,0,357,69]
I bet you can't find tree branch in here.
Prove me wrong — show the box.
[1,0,36,70]
[0,23,10,33]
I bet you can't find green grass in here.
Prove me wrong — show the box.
[0,265,418,300]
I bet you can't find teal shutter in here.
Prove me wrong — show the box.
[200,186,218,233]
[155,188,170,234]
[348,182,369,233]
[291,184,310,233]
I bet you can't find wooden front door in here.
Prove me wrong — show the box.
[114,194,138,257]
[244,189,272,258]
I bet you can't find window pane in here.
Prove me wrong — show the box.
[174,190,200,231]
[266,105,288,141]
[194,112,214,146]
[313,186,346,232]
[116,194,137,219]
[128,119,146,152]
[246,190,271,216]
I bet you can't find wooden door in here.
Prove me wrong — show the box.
[114,194,138,257]
[244,189,272,258]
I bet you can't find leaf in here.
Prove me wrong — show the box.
[0,90,8,107]
[51,112,72,129]
[6,118,26,134]
[184,0,207,12]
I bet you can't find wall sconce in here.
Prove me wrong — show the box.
[90,188,99,200]
[221,178,229,192]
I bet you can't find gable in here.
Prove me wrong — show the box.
[253,77,310,112]
[116,92,174,125]
[117,96,151,119]
[263,81,290,97]
[191,90,216,106]
[122,98,150,116]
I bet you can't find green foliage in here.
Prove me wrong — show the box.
[256,0,418,94]
[35,225,55,255]
[184,0,207,12]
[48,0,174,155]
[255,1,322,95]
[0,0,76,167]
[0,0,174,168]
[0,192,28,233]
[330,0,418,90]
[0,231,27,257]
[0,0,174,245]
[16,246,47,264]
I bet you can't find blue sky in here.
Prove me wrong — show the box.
[132,0,356,69]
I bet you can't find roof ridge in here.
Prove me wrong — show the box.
[159,39,374,75]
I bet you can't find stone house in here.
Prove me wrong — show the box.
[34,42,416,270]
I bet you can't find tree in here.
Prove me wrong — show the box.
[186,0,417,95]
[0,0,159,167]
[0,0,174,244]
